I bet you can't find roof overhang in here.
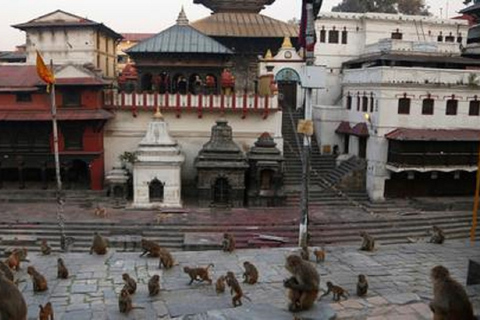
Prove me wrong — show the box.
[385,128,480,141]
[0,109,114,121]
[386,164,477,173]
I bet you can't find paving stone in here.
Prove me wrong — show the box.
[384,293,421,305]
[339,299,365,310]
[71,283,98,294]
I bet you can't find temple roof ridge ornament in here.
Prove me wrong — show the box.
[264,49,273,59]
[281,37,293,49]
[177,6,189,25]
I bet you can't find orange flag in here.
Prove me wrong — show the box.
[36,50,55,88]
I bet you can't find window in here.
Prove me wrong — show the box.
[370,97,374,112]
[62,90,81,107]
[445,33,455,42]
[341,28,348,44]
[446,99,458,115]
[320,28,326,43]
[346,95,352,110]
[469,100,480,116]
[398,98,410,114]
[62,125,83,150]
[422,98,434,115]
[437,33,443,42]
[362,96,368,112]
[357,96,360,111]
[328,29,339,43]
[16,93,32,102]
[391,30,403,40]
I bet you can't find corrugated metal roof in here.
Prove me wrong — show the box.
[121,33,155,42]
[385,128,480,141]
[127,24,233,54]
[191,12,298,38]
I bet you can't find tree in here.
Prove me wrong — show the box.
[332,0,431,15]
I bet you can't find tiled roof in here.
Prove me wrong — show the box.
[127,24,233,54]
[335,121,352,134]
[191,12,298,38]
[121,33,155,42]
[385,128,480,141]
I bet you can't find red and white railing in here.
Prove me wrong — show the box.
[103,91,279,119]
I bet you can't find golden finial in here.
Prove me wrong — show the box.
[281,37,293,49]
[154,106,164,120]
[264,49,273,59]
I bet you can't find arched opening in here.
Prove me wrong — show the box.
[189,73,203,95]
[260,169,274,190]
[275,68,301,110]
[141,73,153,92]
[149,178,164,202]
[213,177,230,205]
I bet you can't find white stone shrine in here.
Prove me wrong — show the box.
[133,108,185,208]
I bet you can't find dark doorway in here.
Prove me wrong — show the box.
[260,169,274,190]
[149,178,164,202]
[213,177,230,205]
[65,160,90,189]
[359,137,367,159]
[278,82,297,109]
[344,135,350,154]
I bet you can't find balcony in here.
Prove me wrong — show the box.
[103,91,278,119]
[363,38,461,56]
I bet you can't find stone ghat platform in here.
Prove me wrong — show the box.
[10,240,480,319]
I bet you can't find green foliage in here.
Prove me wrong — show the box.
[119,151,138,164]
[332,0,431,15]
[468,73,480,88]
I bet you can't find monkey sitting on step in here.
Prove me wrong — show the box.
[122,273,137,295]
[313,247,326,263]
[40,239,52,255]
[429,265,475,320]
[222,233,236,252]
[158,248,176,269]
[27,266,48,292]
[356,274,368,297]
[0,270,27,320]
[359,231,375,251]
[57,258,69,279]
[429,225,445,244]
[6,248,28,271]
[183,264,214,285]
[140,239,162,258]
[148,275,160,297]
[215,275,226,294]
[242,261,259,284]
[38,302,54,320]
[89,232,108,255]
[94,204,108,218]
[118,288,144,313]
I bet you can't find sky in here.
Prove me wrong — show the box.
[0,0,467,51]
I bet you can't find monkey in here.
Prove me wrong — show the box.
[225,271,248,307]
[313,247,326,263]
[0,270,27,320]
[148,275,160,297]
[359,231,375,251]
[158,248,176,269]
[118,288,144,313]
[356,274,368,297]
[38,302,54,320]
[242,261,259,285]
[89,232,108,255]
[94,204,108,218]
[27,266,48,292]
[6,248,28,271]
[429,265,475,320]
[122,273,137,295]
[283,254,320,312]
[0,261,14,282]
[429,225,445,244]
[57,258,69,279]
[183,264,214,285]
[320,281,349,301]
[140,239,162,258]
[222,233,236,252]
[40,239,52,255]
[215,275,226,294]
[300,246,309,261]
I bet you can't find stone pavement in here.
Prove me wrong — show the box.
[13,239,480,320]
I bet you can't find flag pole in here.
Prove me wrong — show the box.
[470,139,480,244]
[49,60,67,251]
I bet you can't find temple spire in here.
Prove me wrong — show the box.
[176,6,189,25]
[281,37,293,49]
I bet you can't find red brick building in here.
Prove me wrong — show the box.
[0,64,113,190]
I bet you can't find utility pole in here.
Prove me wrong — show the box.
[470,140,480,244]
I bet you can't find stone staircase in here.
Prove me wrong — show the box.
[282,107,370,207]
[0,189,106,204]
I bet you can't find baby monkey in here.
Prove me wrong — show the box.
[320,281,349,301]
[242,261,259,284]
[148,275,160,297]
[356,274,368,297]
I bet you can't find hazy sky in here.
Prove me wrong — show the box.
[0,0,467,51]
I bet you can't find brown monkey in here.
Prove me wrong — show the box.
[118,287,144,313]
[27,266,48,292]
[0,261,14,282]
[429,265,475,320]
[300,246,309,261]
[313,247,326,263]
[148,275,160,297]
[57,258,69,279]
[40,239,52,255]
[225,271,245,307]
[356,274,368,297]
[242,261,259,284]
[183,264,214,285]
[158,248,176,269]
[0,270,27,320]
[38,302,54,320]
[359,231,375,251]
[215,275,226,294]
[89,232,108,255]
[320,281,349,301]
[122,273,137,295]
[94,204,108,218]
[283,254,320,312]
[429,225,445,244]
[6,248,28,271]
[222,233,236,252]
[140,239,162,258]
